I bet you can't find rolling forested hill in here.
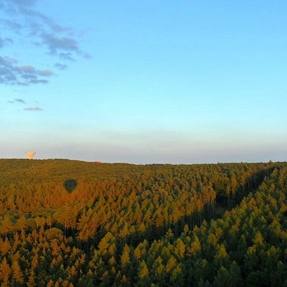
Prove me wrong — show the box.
[0,159,286,286]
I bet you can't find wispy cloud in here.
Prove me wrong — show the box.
[0,0,87,86]
[23,106,43,112]
[0,56,53,85]
[8,97,43,111]
[54,63,67,70]
[41,33,80,56]
[0,37,13,48]
[8,98,26,104]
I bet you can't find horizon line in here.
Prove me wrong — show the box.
[0,157,283,166]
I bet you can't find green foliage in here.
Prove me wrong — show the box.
[0,159,286,286]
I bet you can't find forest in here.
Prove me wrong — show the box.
[0,159,287,286]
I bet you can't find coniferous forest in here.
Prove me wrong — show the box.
[0,159,287,287]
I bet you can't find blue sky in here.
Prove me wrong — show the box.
[0,0,286,163]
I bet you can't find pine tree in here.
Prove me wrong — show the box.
[27,270,36,287]
[175,239,185,258]
[121,244,130,267]
[138,260,149,279]
[12,259,24,285]
[0,257,11,286]
[166,256,177,273]
[0,238,11,255]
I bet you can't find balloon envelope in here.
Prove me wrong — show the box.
[26,151,36,160]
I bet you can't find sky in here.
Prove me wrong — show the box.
[0,0,286,163]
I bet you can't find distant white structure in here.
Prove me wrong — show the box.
[26,151,36,160]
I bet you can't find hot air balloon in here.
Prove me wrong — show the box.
[26,151,36,160]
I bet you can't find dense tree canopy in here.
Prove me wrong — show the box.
[0,159,286,286]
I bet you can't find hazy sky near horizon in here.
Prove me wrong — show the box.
[0,0,286,163]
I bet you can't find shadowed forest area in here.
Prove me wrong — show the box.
[0,160,287,286]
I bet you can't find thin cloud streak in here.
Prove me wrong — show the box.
[23,106,43,111]
[8,98,26,104]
